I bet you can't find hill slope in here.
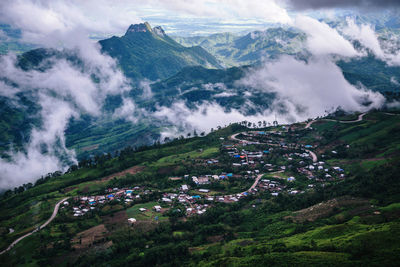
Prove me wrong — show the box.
[100,22,222,80]
[1,110,400,266]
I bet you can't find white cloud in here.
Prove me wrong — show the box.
[391,77,400,86]
[140,80,154,99]
[0,96,78,189]
[341,18,400,66]
[146,0,292,24]
[214,92,237,97]
[153,101,277,133]
[0,0,141,46]
[239,56,385,119]
[294,15,359,57]
[0,41,131,189]
[342,18,384,57]
[113,98,138,123]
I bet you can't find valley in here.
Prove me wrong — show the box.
[1,3,400,266]
[1,110,399,266]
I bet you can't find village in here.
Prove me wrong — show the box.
[65,126,347,225]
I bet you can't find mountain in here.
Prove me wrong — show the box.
[338,55,400,92]
[173,27,306,67]
[99,22,223,80]
[1,110,400,265]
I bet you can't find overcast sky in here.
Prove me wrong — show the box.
[0,0,398,39]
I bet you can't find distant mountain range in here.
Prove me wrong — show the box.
[1,22,400,161]
[173,27,306,67]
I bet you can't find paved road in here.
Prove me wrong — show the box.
[306,149,318,163]
[247,174,263,192]
[230,132,265,144]
[305,112,367,129]
[0,197,69,255]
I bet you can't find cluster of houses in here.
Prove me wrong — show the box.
[157,187,255,216]
[68,127,348,223]
[226,130,347,195]
[191,173,234,185]
[67,187,153,217]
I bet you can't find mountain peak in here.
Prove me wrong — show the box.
[152,26,166,37]
[125,22,152,34]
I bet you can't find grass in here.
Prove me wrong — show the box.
[360,158,389,170]
[380,202,400,212]
[155,147,219,165]
[126,202,168,221]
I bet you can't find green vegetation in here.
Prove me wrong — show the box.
[100,22,222,81]
[0,111,400,266]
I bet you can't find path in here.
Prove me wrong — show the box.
[230,132,265,144]
[247,174,263,192]
[0,197,69,255]
[305,112,367,129]
[306,149,318,163]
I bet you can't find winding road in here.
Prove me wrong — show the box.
[0,197,69,255]
[305,112,367,129]
[230,132,265,144]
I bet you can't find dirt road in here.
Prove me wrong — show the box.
[305,112,367,129]
[0,197,69,255]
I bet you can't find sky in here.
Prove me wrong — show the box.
[0,0,399,39]
[0,0,399,189]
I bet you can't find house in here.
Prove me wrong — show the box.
[181,184,189,191]
[154,206,162,212]
[287,177,296,182]
[199,189,210,193]
[162,197,172,202]
[309,165,315,170]
[63,201,69,206]
[197,177,210,185]
[139,208,147,212]
[128,218,136,224]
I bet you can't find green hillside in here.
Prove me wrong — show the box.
[1,110,400,266]
[100,22,222,80]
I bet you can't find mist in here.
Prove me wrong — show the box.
[0,0,395,190]
[0,43,131,189]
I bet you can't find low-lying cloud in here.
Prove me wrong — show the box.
[342,18,400,66]
[239,56,385,119]
[0,44,131,189]
[294,15,359,57]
